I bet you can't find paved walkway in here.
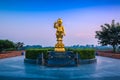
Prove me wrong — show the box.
[0,56,120,80]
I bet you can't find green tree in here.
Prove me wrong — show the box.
[95,20,120,52]
[15,42,24,50]
[0,40,15,52]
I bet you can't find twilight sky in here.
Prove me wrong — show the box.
[0,0,120,46]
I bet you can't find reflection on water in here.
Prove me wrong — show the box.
[0,56,120,80]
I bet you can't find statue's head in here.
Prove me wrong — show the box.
[57,18,62,25]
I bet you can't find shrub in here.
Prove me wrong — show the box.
[73,49,95,59]
[45,48,54,51]
[25,48,95,60]
[5,48,16,51]
[25,49,48,59]
[0,40,15,52]
[65,48,74,51]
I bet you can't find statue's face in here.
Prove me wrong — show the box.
[57,18,62,25]
[58,21,62,25]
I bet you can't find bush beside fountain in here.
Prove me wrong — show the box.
[25,49,48,59]
[24,48,96,66]
[72,49,95,59]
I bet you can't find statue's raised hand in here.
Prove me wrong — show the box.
[54,22,57,28]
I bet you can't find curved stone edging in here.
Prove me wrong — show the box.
[79,58,97,64]
[24,58,36,64]
[24,58,97,65]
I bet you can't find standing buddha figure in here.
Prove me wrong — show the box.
[54,18,66,52]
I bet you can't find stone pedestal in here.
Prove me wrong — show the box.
[47,51,76,67]
[54,39,65,52]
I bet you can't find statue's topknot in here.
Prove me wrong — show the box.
[57,18,62,23]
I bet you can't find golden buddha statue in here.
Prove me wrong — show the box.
[54,18,65,52]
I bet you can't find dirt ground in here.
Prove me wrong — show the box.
[97,51,120,59]
[0,51,24,59]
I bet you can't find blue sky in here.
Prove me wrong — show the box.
[0,0,120,11]
[0,0,120,46]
